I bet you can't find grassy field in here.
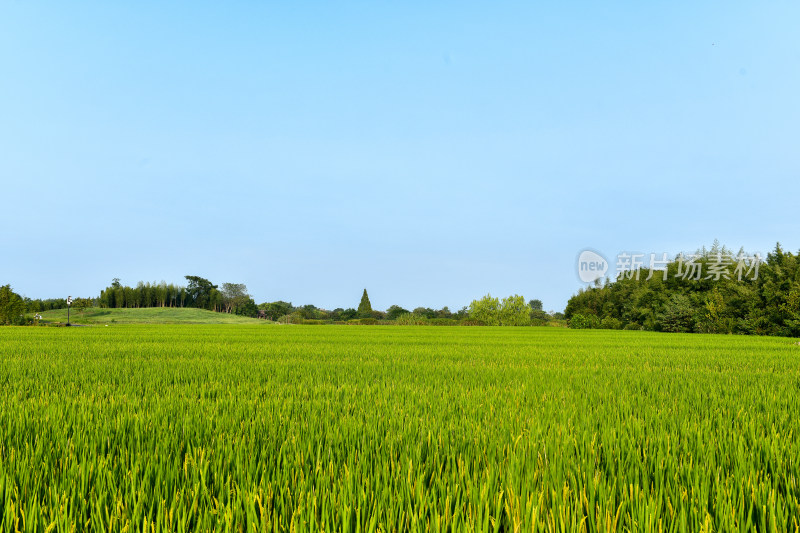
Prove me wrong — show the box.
[1,326,799,531]
[35,306,268,325]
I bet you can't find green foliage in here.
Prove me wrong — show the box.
[529,309,550,325]
[395,312,428,325]
[71,297,93,316]
[279,312,306,324]
[568,313,595,329]
[469,294,532,326]
[426,318,460,326]
[357,289,373,318]
[385,305,410,320]
[339,308,358,321]
[599,316,623,330]
[234,298,259,318]
[566,242,800,337]
[344,317,378,325]
[259,301,293,321]
[412,307,436,319]
[499,294,531,326]
[657,294,695,333]
[0,285,25,325]
[295,304,320,320]
[185,275,218,310]
[469,294,501,325]
[221,283,250,314]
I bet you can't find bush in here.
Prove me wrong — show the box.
[278,313,304,324]
[347,318,377,325]
[385,305,410,320]
[657,294,695,333]
[427,318,459,326]
[600,317,623,330]
[395,313,428,325]
[13,315,33,326]
[0,285,25,326]
[569,314,597,329]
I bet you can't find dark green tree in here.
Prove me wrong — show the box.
[413,307,436,319]
[656,294,695,333]
[259,301,294,321]
[185,275,218,310]
[296,305,319,319]
[234,298,259,318]
[72,297,93,317]
[385,305,410,320]
[340,308,358,320]
[564,242,800,336]
[435,306,453,319]
[0,285,25,325]
[358,289,372,318]
[221,283,250,313]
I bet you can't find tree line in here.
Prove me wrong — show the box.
[97,276,258,316]
[1,276,552,328]
[0,285,76,325]
[260,290,562,326]
[565,242,800,337]
[0,274,565,327]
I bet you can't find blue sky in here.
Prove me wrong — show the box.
[2,2,799,312]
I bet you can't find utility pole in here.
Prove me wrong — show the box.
[66,296,72,326]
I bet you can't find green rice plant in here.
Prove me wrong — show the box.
[0,326,799,531]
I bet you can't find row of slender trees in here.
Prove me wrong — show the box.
[97,276,257,316]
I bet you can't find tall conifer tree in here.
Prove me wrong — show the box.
[358,289,372,317]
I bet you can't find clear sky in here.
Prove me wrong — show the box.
[2,2,799,312]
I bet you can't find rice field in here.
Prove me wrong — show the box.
[1,325,799,532]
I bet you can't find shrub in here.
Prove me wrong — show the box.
[569,314,596,329]
[600,317,623,330]
[278,314,304,324]
[427,318,459,326]
[347,318,377,325]
[395,313,428,325]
